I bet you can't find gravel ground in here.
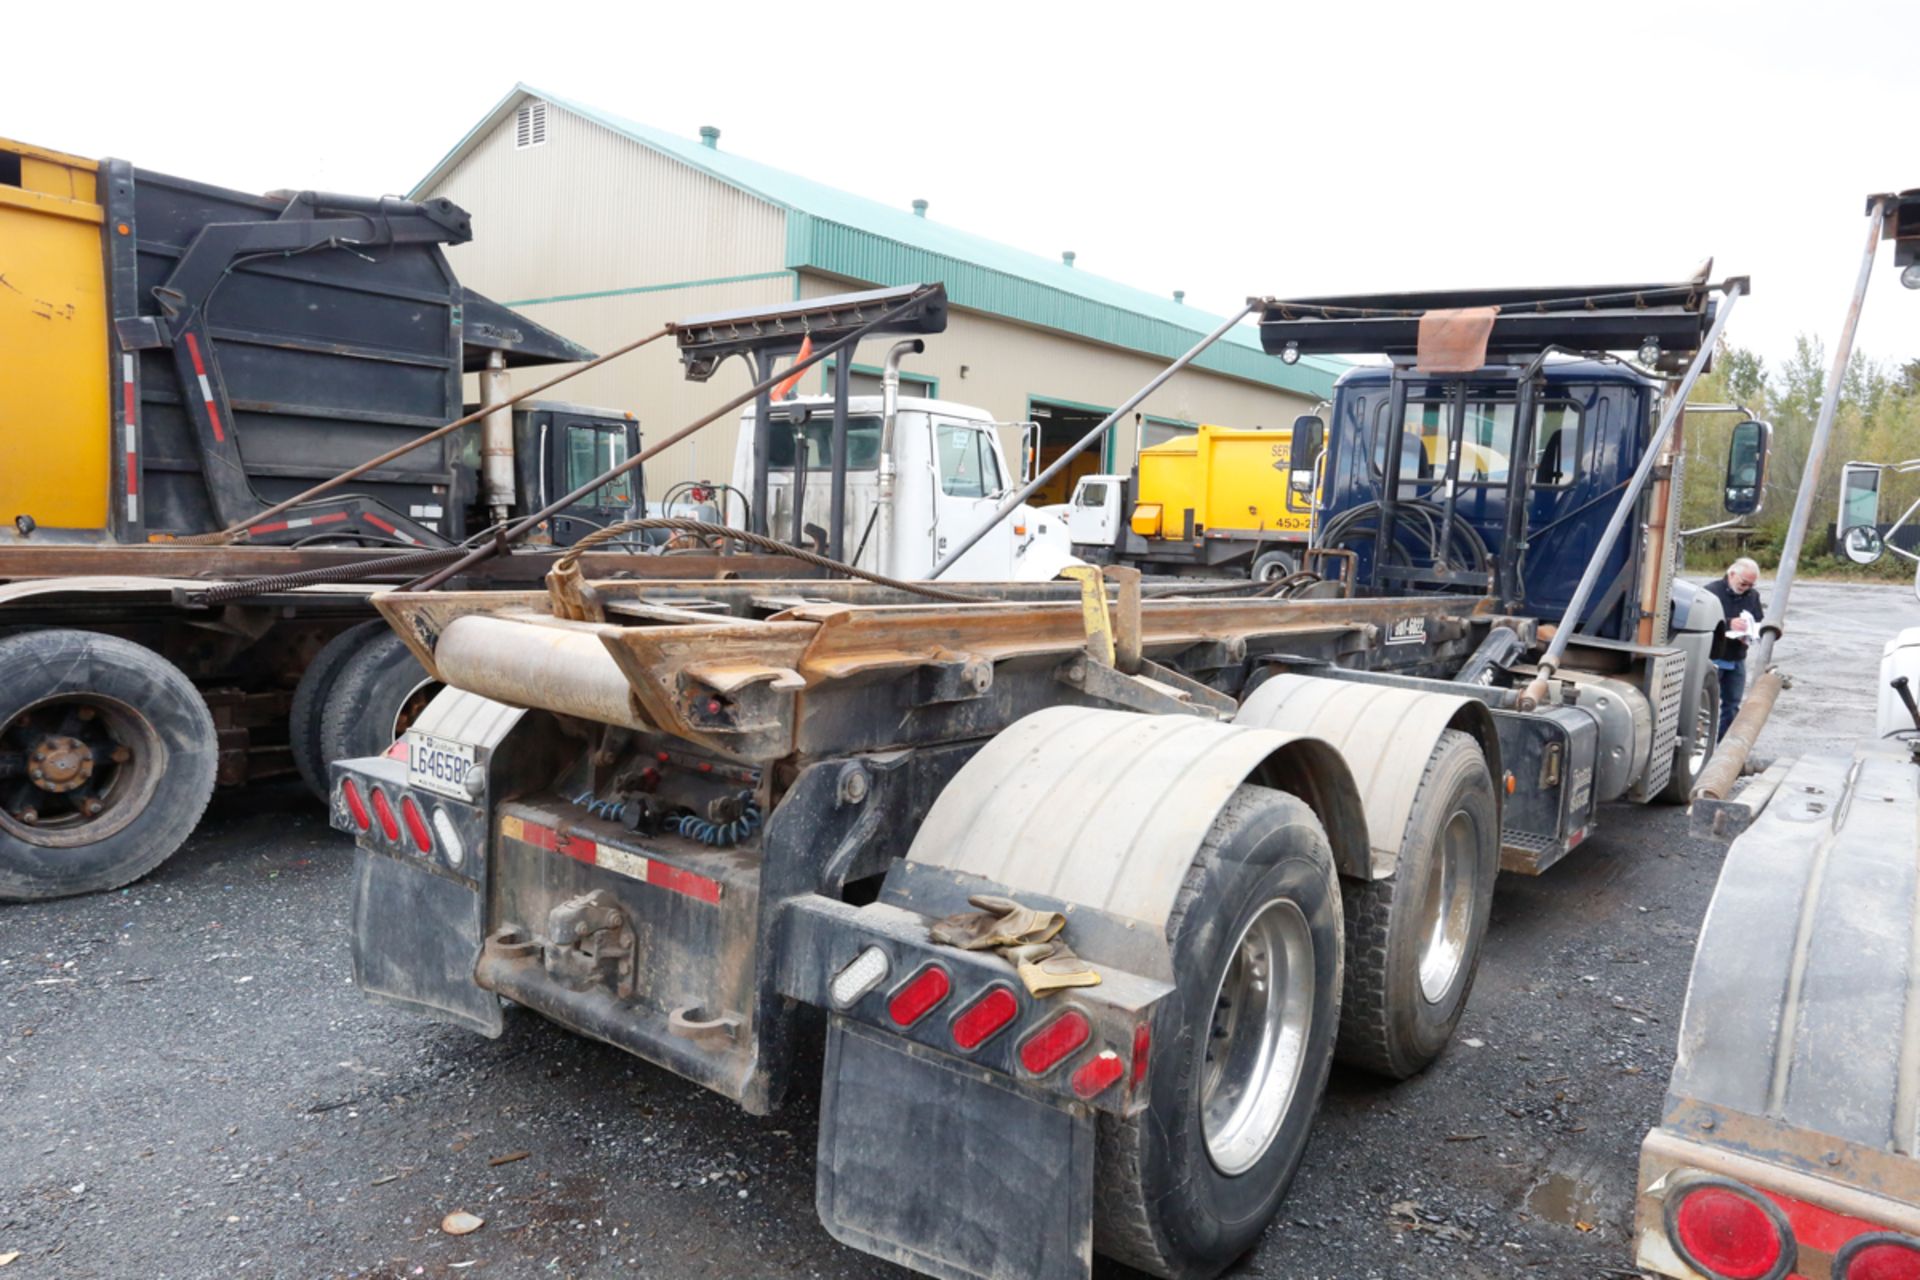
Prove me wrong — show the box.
[0,579,1906,1280]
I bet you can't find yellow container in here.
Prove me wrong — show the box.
[0,138,109,532]
[1133,424,1310,542]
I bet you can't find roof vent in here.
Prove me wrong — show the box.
[515,100,549,150]
[1173,290,1185,304]
[699,125,721,149]
[1062,251,1076,268]
[912,199,929,218]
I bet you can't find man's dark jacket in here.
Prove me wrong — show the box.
[1703,577,1764,662]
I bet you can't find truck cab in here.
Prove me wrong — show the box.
[1068,421,1317,581]
[728,393,1075,582]
[1318,360,1654,635]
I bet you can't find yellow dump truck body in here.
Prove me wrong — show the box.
[0,138,110,532]
[1130,424,1310,540]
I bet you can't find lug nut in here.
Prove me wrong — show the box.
[80,798,104,818]
[30,767,44,781]
[18,808,38,824]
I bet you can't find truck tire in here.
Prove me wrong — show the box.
[0,629,217,901]
[290,620,387,801]
[1335,729,1497,1079]
[1656,679,1720,804]
[1250,550,1296,583]
[317,630,440,776]
[1094,785,1343,1279]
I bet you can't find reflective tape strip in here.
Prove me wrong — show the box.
[122,354,139,516]
[252,512,350,536]
[501,814,722,904]
[364,512,418,545]
[182,331,225,442]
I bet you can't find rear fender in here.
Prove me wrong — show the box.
[904,704,1364,966]
[1234,673,1500,879]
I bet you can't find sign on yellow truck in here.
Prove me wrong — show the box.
[1068,418,1321,580]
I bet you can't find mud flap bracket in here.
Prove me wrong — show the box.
[817,1017,1095,1280]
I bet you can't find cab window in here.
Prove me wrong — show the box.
[565,424,633,507]
[1529,404,1581,488]
[766,415,883,470]
[936,423,1002,498]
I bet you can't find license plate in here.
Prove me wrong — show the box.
[406,732,476,800]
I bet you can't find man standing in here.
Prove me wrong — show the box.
[1703,557,1764,738]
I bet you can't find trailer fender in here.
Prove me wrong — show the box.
[905,704,1365,954]
[1234,673,1500,880]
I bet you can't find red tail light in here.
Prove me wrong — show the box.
[340,778,371,832]
[1019,1009,1090,1075]
[369,787,401,843]
[400,794,433,853]
[1070,1048,1125,1098]
[1131,1021,1151,1090]
[887,966,950,1027]
[1671,1182,1790,1280]
[951,987,1018,1050]
[1842,1236,1920,1280]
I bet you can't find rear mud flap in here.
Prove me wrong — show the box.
[350,851,502,1038]
[817,1017,1094,1280]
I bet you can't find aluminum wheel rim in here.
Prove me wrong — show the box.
[1416,810,1478,1004]
[1200,897,1315,1176]
[0,694,166,847]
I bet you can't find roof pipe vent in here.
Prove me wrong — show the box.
[1062,250,1076,268]
[1173,290,1185,304]
[699,125,721,149]
[912,199,929,217]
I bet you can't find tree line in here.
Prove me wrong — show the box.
[1679,337,1920,579]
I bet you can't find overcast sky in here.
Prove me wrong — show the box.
[13,1,1916,381]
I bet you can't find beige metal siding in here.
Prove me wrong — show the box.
[485,276,796,487]
[798,273,1315,477]
[428,106,788,304]
[422,102,794,490]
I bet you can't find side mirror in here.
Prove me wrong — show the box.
[1290,414,1324,495]
[1843,524,1886,565]
[1722,419,1769,515]
[1837,461,1884,561]
[1019,421,1040,485]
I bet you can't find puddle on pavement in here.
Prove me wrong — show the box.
[1526,1169,1606,1228]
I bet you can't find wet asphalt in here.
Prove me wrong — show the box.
[0,579,1906,1280]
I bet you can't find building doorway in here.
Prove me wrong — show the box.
[1027,397,1113,506]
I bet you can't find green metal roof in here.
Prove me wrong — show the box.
[417,85,1341,400]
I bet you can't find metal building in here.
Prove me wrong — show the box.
[412,85,1340,498]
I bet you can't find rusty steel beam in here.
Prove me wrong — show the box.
[1690,668,1784,802]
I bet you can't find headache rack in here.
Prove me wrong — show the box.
[1252,277,1742,609]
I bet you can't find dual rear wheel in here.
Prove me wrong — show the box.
[1093,731,1498,1277]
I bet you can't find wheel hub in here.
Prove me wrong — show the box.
[1416,810,1479,1004]
[2,695,160,844]
[1200,898,1315,1176]
[30,734,94,793]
